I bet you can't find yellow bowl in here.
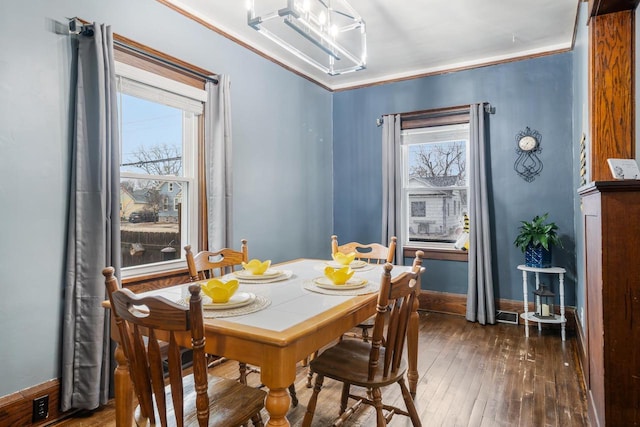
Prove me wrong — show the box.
[324,266,355,285]
[332,251,356,266]
[201,279,239,303]
[242,259,272,275]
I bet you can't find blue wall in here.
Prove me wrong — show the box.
[333,53,577,303]
[0,0,332,397]
[0,0,586,401]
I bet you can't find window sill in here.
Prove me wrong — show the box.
[122,258,187,281]
[121,259,189,283]
[121,266,190,293]
[403,246,468,262]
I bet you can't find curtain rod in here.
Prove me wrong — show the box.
[376,102,495,127]
[113,40,218,85]
[68,18,218,85]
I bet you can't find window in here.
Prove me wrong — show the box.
[411,201,426,217]
[401,122,469,249]
[116,59,206,276]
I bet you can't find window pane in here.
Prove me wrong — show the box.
[407,190,467,243]
[407,140,467,187]
[120,94,183,177]
[120,178,185,268]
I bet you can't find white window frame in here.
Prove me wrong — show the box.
[117,62,205,278]
[400,123,470,251]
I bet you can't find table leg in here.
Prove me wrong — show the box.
[114,342,133,427]
[264,387,291,426]
[261,361,295,426]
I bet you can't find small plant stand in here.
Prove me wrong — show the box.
[517,264,566,341]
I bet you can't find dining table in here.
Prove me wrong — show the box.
[109,258,420,426]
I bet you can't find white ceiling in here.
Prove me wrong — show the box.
[162,0,580,91]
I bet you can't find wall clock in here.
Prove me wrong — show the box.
[514,127,543,182]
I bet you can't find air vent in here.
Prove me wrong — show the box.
[496,310,518,325]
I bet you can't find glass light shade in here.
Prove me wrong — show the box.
[247,0,366,75]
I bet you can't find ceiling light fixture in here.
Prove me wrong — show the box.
[247,0,366,76]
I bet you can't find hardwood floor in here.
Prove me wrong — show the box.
[51,311,590,426]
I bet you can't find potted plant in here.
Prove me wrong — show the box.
[513,213,562,268]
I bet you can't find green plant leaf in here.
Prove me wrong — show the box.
[513,212,563,252]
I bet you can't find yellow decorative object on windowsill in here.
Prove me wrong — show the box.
[454,214,470,251]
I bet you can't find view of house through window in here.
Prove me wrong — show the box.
[118,83,200,271]
[401,123,469,248]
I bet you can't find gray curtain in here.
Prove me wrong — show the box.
[61,23,121,411]
[205,76,233,250]
[381,114,402,264]
[466,103,495,324]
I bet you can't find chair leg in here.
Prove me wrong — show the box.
[302,374,324,427]
[288,383,298,407]
[251,412,264,427]
[398,378,422,427]
[371,387,385,427]
[305,351,318,388]
[306,368,314,388]
[339,383,350,415]
[239,362,248,384]
[361,325,371,342]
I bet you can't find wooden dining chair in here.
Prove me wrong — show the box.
[103,266,191,375]
[103,267,266,427]
[302,251,424,427]
[184,242,253,375]
[305,234,399,388]
[184,243,299,406]
[185,240,249,282]
[331,234,397,265]
[332,234,398,342]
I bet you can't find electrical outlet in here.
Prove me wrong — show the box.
[32,395,49,422]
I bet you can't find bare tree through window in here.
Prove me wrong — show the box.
[122,143,182,176]
[409,140,465,184]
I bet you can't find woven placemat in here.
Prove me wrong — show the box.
[177,295,272,318]
[303,280,379,296]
